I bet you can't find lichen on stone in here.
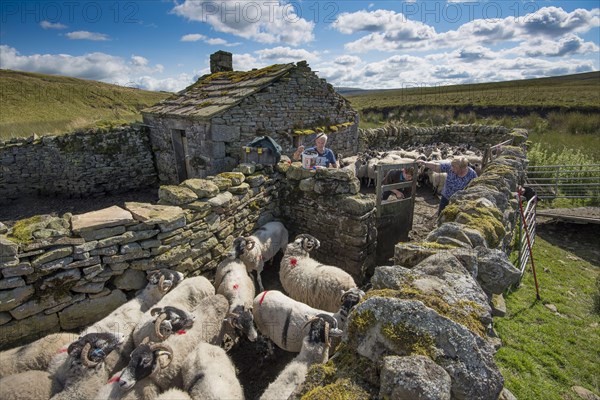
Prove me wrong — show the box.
[441,202,505,248]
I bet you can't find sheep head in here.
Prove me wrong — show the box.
[151,306,195,340]
[67,332,125,368]
[339,288,366,320]
[231,237,255,259]
[294,234,320,253]
[147,269,183,294]
[225,304,258,342]
[118,340,173,391]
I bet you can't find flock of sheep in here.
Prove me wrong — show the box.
[339,143,484,195]
[0,222,366,400]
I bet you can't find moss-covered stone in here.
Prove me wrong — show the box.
[441,202,505,248]
[8,216,46,243]
[381,321,436,358]
[217,171,245,186]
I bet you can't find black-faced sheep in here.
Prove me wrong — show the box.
[132,276,214,347]
[117,295,229,392]
[48,332,125,399]
[259,314,340,400]
[230,221,288,292]
[215,259,258,342]
[82,269,184,375]
[280,234,357,313]
[0,332,77,378]
[181,342,244,400]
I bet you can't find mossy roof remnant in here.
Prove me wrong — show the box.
[142,63,295,119]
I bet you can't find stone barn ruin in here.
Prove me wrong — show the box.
[142,51,359,184]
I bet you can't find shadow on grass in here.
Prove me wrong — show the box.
[536,221,600,267]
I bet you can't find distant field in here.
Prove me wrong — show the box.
[0,70,171,140]
[345,71,600,111]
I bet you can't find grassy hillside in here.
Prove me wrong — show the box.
[0,70,171,140]
[345,71,600,111]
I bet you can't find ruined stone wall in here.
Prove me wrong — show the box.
[278,164,377,281]
[0,127,157,205]
[358,124,512,151]
[0,161,376,350]
[210,62,359,170]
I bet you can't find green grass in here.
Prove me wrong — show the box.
[346,71,600,110]
[495,238,600,400]
[0,69,171,140]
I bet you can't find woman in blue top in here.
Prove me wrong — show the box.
[293,133,338,168]
[417,157,477,215]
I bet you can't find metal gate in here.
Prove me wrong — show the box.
[515,195,538,276]
[526,164,600,200]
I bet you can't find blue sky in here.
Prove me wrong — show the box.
[1,1,598,91]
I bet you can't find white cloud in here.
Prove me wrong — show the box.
[171,0,315,46]
[40,21,67,29]
[65,31,110,41]
[255,47,320,64]
[510,34,599,57]
[0,45,182,91]
[181,34,206,42]
[181,33,240,47]
[338,7,599,53]
[130,55,149,67]
[334,55,362,66]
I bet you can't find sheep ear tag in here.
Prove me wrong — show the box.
[176,330,187,335]
[108,374,120,384]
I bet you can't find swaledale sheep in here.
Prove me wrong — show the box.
[48,332,125,399]
[427,170,448,196]
[132,306,195,345]
[215,259,258,342]
[181,342,244,400]
[280,234,357,312]
[97,340,169,400]
[0,370,60,400]
[84,269,183,374]
[132,275,214,347]
[259,315,339,400]
[0,332,77,378]
[118,294,229,392]
[230,221,288,292]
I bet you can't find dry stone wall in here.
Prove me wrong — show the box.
[0,161,376,349]
[0,126,157,205]
[358,123,512,150]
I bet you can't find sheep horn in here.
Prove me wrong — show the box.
[158,275,167,293]
[150,307,162,317]
[245,238,255,250]
[314,313,339,330]
[149,342,173,370]
[81,342,100,368]
[154,313,168,340]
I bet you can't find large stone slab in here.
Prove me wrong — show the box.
[0,313,60,350]
[71,206,134,233]
[0,285,35,312]
[379,355,451,400]
[125,202,185,225]
[59,289,127,330]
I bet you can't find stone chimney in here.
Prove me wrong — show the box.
[210,51,233,73]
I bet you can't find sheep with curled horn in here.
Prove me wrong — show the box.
[259,314,341,400]
[79,269,183,375]
[132,306,196,345]
[253,290,364,353]
[96,338,170,400]
[0,332,77,378]
[215,258,258,342]
[44,332,125,399]
[180,342,244,400]
[145,294,229,392]
[230,220,288,292]
[280,234,358,313]
[132,275,214,347]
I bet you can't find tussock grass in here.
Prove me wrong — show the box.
[495,238,600,400]
[0,69,170,140]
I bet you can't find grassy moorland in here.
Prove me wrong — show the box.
[345,71,600,111]
[497,235,600,400]
[0,69,170,140]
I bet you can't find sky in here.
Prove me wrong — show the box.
[1,0,598,92]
